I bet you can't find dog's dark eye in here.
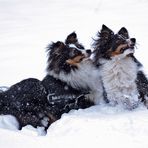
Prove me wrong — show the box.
[69,48,81,57]
[76,44,84,49]
[69,50,75,57]
[79,57,83,61]
[120,48,125,53]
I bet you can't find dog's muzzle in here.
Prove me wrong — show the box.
[127,38,136,49]
[82,49,92,58]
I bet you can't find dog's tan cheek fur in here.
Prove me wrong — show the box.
[66,59,79,67]
[66,55,84,67]
[111,44,128,56]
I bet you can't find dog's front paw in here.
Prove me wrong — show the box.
[41,117,49,128]
[122,97,139,110]
[108,100,118,107]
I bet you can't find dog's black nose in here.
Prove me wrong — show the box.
[86,49,91,55]
[130,38,136,44]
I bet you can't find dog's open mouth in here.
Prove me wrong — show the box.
[122,44,135,56]
[128,42,135,49]
[121,42,135,52]
[128,45,135,50]
[121,43,135,50]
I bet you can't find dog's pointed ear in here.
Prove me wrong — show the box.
[47,41,65,54]
[118,27,129,38]
[101,24,111,31]
[100,24,114,39]
[65,32,78,44]
[52,41,65,50]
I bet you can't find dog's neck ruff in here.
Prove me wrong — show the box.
[47,59,101,91]
[100,56,138,89]
[100,56,139,106]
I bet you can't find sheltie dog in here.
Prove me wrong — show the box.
[93,24,148,110]
[42,32,104,105]
[0,32,103,130]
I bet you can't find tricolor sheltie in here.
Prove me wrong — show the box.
[0,32,103,130]
[93,25,148,110]
[42,32,104,105]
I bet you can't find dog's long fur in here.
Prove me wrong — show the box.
[0,32,103,130]
[93,25,148,109]
[43,32,104,105]
[0,78,53,129]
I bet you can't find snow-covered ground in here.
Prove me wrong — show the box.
[0,0,148,148]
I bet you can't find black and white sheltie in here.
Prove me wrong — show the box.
[0,32,103,130]
[93,24,148,110]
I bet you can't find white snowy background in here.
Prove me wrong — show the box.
[0,0,148,148]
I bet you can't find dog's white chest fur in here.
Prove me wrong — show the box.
[48,59,104,104]
[100,57,139,109]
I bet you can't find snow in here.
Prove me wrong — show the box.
[0,0,148,148]
[1,105,148,148]
[0,115,19,130]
